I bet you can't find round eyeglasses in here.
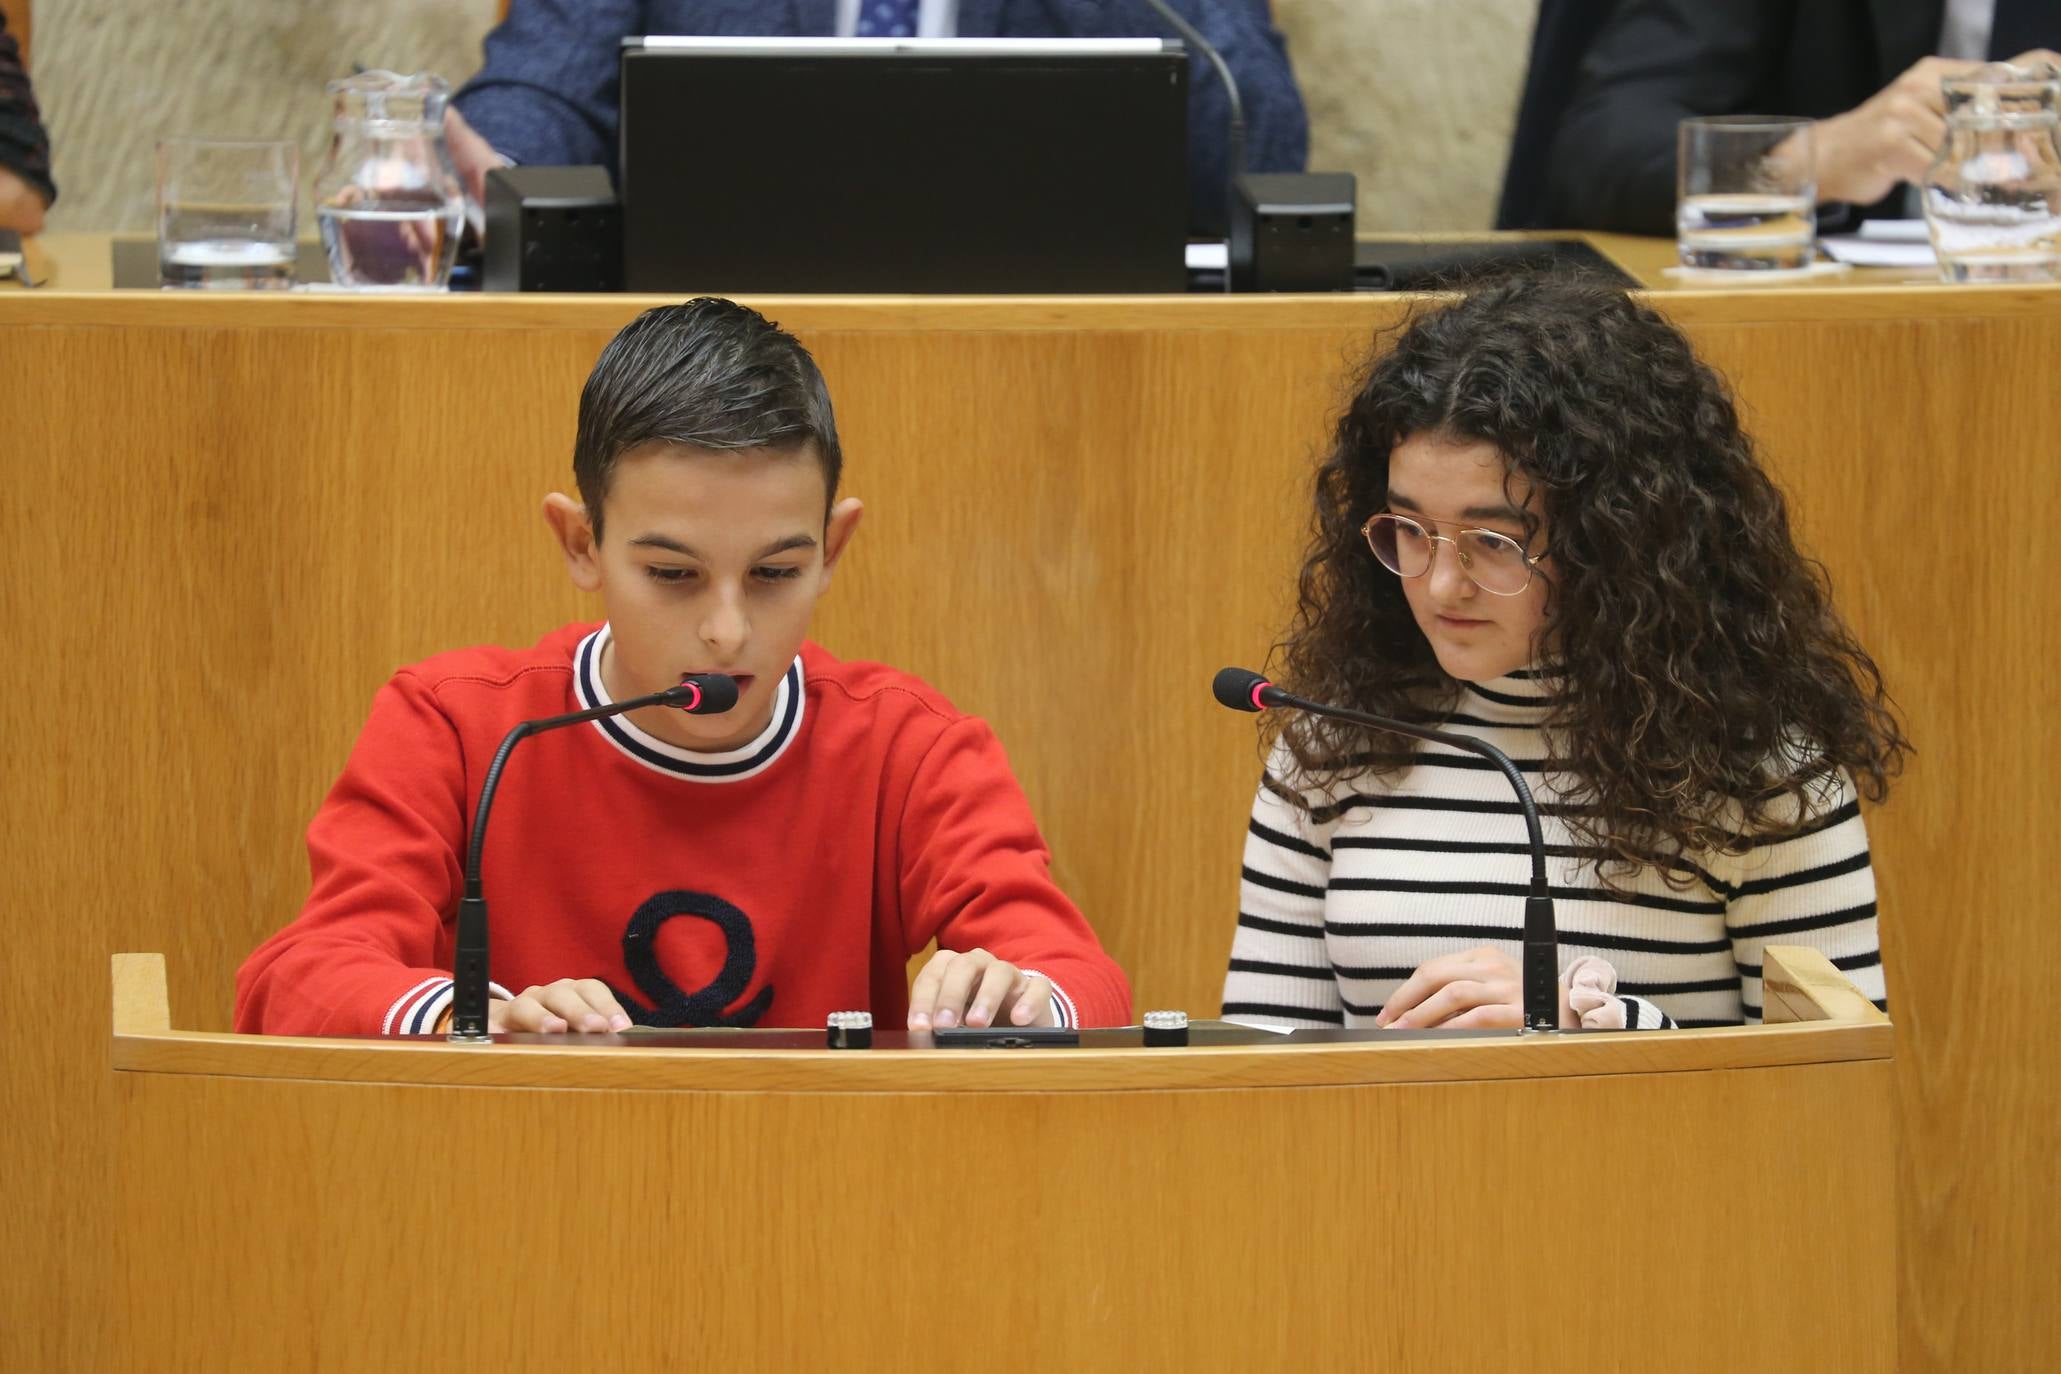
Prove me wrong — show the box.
[1361,512,1544,597]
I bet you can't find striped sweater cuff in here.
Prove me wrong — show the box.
[381,977,515,1036]
[1621,994,1676,1031]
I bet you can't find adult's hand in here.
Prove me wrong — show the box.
[443,105,504,218]
[1777,56,1983,206]
[0,165,47,236]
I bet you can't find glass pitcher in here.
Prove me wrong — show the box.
[312,70,464,289]
[1920,61,2061,283]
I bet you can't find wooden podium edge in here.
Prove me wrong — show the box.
[111,952,1892,1096]
[7,240,2056,331]
[1763,944,1891,1026]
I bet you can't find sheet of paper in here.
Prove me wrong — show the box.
[1858,218,1930,242]
[1820,234,1936,267]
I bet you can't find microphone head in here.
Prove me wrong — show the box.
[675,673,739,715]
[1212,666,1273,713]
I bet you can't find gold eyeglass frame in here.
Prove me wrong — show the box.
[1360,512,1546,597]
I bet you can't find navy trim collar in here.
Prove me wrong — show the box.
[573,625,805,783]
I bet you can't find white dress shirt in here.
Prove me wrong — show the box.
[1937,0,1997,62]
[836,0,962,39]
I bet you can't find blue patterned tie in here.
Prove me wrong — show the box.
[856,0,920,38]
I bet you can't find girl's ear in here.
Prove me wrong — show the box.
[543,493,603,592]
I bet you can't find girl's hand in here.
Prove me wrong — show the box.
[1376,945,1575,1029]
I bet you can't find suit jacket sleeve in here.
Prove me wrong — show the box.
[0,15,53,206]
[453,0,650,167]
[894,716,1133,1027]
[1543,0,1795,234]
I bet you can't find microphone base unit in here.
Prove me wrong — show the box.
[448,894,493,1043]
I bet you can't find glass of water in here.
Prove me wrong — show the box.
[155,138,299,289]
[1676,116,1816,272]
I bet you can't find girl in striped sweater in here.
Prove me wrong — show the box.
[1223,276,1908,1031]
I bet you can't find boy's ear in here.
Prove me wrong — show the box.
[542,493,603,592]
[819,497,864,587]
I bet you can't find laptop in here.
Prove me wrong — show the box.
[619,37,1189,294]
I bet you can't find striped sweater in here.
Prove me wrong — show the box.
[1221,671,1887,1030]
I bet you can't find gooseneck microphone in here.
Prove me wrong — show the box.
[1139,0,1247,185]
[447,672,739,1042]
[1213,667,1562,1033]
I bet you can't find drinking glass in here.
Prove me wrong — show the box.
[155,138,299,289]
[1676,116,1816,272]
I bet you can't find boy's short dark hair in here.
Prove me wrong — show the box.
[573,298,842,538]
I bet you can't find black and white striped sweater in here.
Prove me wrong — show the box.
[1220,671,1887,1030]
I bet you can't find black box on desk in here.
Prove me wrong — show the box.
[1229,172,1357,293]
[483,166,622,293]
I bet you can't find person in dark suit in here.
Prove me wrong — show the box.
[1495,0,1620,230]
[0,11,52,235]
[446,0,1308,237]
[1532,0,2059,234]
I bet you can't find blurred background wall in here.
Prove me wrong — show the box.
[30,0,1537,234]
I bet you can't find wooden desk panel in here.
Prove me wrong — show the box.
[4,279,2058,1369]
[106,955,1896,1373]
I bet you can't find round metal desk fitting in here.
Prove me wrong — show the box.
[826,1009,874,1050]
[1142,1009,1191,1047]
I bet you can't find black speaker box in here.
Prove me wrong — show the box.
[1229,172,1357,293]
[482,165,622,293]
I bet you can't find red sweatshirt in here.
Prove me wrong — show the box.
[236,623,1130,1035]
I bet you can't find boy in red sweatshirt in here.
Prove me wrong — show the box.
[236,298,1131,1038]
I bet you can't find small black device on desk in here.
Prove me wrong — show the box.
[482,165,621,293]
[1186,236,1638,294]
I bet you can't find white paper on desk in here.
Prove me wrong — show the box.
[1820,233,1937,267]
[1859,218,1930,242]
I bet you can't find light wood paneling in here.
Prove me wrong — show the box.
[5,276,2058,1369]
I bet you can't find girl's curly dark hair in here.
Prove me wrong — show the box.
[1269,274,1908,885]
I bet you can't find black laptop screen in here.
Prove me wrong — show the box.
[619,38,1189,293]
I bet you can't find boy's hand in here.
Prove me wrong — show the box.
[908,948,1055,1031]
[489,978,633,1034]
